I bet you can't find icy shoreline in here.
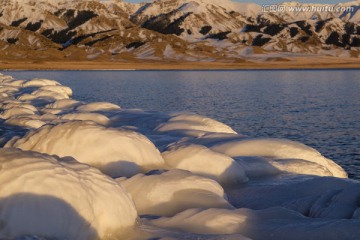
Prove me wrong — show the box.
[1,73,360,240]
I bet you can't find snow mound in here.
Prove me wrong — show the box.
[17,91,68,103]
[0,148,137,239]
[154,113,237,136]
[4,117,46,129]
[162,144,248,185]
[76,102,121,112]
[0,86,20,94]
[210,138,347,178]
[60,113,110,126]
[45,99,82,109]
[39,85,73,97]
[117,169,233,216]
[0,107,37,119]
[22,78,61,87]
[29,89,69,100]
[0,76,25,87]
[1,102,38,112]
[5,121,165,178]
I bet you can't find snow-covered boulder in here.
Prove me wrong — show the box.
[22,78,61,87]
[162,144,248,185]
[45,99,82,110]
[0,86,19,94]
[0,102,38,112]
[0,148,137,240]
[211,138,347,178]
[5,121,165,178]
[4,117,46,129]
[0,107,37,119]
[39,85,73,97]
[117,169,233,216]
[60,113,111,126]
[18,89,69,101]
[154,113,237,136]
[75,102,121,112]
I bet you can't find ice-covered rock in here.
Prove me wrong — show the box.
[0,107,37,119]
[154,112,237,136]
[45,99,82,110]
[22,78,61,87]
[210,138,347,178]
[5,121,165,177]
[0,102,38,112]
[40,108,65,115]
[39,85,73,97]
[76,102,121,112]
[0,86,19,94]
[162,144,248,185]
[4,117,46,129]
[117,169,233,216]
[0,76,24,87]
[18,89,69,101]
[60,113,110,126]
[0,148,137,239]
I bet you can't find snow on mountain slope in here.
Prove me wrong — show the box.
[130,0,260,41]
[0,0,359,61]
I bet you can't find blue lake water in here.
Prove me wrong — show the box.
[3,70,360,179]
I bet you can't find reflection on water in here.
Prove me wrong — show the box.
[4,70,360,179]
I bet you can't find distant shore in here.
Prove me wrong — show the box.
[1,57,360,70]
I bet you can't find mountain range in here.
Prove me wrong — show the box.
[1,0,360,63]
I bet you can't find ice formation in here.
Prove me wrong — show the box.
[210,138,347,178]
[154,112,237,136]
[0,148,137,239]
[162,143,248,184]
[75,102,121,112]
[1,72,360,240]
[6,121,165,178]
[117,169,233,216]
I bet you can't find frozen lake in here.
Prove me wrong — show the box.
[4,69,360,179]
